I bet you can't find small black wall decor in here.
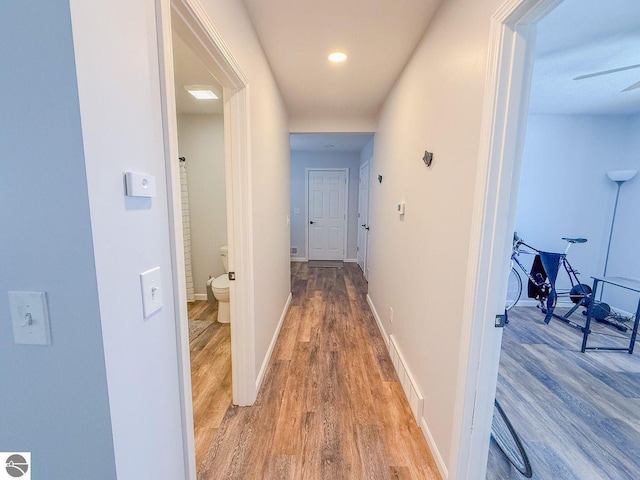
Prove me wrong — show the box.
[378,174,383,183]
[423,150,433,167]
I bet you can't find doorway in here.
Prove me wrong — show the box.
[456,0,640,478]
[357,160,370,278]
[307,169,348,261]
[157,0,256,477]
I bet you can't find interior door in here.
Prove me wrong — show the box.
[308,170,347,261]
[357,161,370,276]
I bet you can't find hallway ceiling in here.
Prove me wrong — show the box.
[242,0,443,126]
[529,0,640,115]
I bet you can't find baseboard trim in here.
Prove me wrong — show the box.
[514,299,572,308]
[344,258,358,263]
[421,417,449,480]
[255,293,292,392]
[290,257,308,262]
[366,294,388,348]
[194,293,207,301]
[366,295,446,478]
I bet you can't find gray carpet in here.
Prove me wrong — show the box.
[308,260,344,268]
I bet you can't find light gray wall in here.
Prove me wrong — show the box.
[0,2,116,478]
[515,114,640,312]
[360,137,375,167]
[290,151,361,260]
[177,114,227,295]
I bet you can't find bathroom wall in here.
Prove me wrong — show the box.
[177,113,227,298]
[290,151,361,261]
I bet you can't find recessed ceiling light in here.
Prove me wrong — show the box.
[328,52,347,63]
[184,85,219,100]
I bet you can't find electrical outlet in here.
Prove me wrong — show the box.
[389,307,394,324]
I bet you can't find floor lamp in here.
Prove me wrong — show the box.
[600,169,638,300]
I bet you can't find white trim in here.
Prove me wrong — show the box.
[290,257,308,262]
[421,417,449,480]
[366,294,388,348]
[255,293,292,392]
[156,0,255,477]
[305,168,350,261]
[345,258,358,263]
[366,296,446,478]
[194,294,208,301]
[450,1,562,479]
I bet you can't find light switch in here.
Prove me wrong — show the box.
[140,267,163,318]
[8,291,51,345]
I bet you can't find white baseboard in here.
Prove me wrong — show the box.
[421,417,449,479]
[344,258,358,263]
[290,257,308,262]
[365,295,447,479]
[366,294,388,348]
[514,298,572,308]
[255,293,292,392]
[194,293,207,301]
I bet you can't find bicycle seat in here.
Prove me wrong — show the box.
[562,237,587,244]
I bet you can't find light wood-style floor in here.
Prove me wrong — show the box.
[197,262,441,479]
[487,306,640,479]
[188,300,232,468]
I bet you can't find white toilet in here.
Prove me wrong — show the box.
[209,246,230,323]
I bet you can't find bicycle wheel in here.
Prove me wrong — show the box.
[506,268,522,311]
[491,399,532,478]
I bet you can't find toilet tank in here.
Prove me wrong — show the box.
[220,245,229,272]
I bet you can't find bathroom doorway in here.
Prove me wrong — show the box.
[171,28,233,469]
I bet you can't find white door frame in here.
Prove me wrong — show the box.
[357,160,371,277]
[450,0,562,478]
[305,168,349,261]
[156,0,256,478]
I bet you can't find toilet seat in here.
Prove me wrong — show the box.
[211,274,229,290]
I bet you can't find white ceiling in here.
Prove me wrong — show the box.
[290,133,373,153]
[530,0,640,115]
[242,0,443,123]
[172,32,223,115]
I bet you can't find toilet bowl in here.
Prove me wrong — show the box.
[208,245,230,323]
[210,274,230,323]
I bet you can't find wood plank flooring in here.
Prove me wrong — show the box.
[198,262,441,479]
[487,306,640,479]
[188,301,232,468]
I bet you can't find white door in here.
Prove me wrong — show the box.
[357,161,370,277]
[308,170,347,261]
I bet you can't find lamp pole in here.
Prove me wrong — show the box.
[600,170,637,301]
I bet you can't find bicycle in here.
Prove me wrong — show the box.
[491,398,532,478]
[505,233,600,331]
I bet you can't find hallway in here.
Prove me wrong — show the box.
[198,262,441,479]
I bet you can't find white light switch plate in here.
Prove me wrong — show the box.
[140,267,163,318]
[8,291,51,345]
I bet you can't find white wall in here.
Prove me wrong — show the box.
[365,0,506,475]
[177,114,227,296]
[516,114,640,311]
[197,0,291,378]
[0,2,116,478]
[290,151,361,260]
[65,0,290,477]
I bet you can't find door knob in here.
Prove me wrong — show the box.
[361,224,366,227]
[365,226,370,231]
[309,221,315,224]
